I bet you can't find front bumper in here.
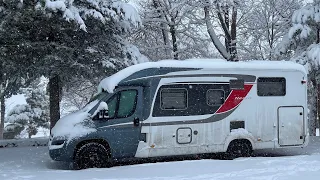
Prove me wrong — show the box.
[49,148,68,161]
[48,135,73,162]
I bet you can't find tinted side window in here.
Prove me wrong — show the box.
[107,95,117,118]
[257,77,286,96]
[160,88,187,110]
[206,89,225,106]
[117,90,138,118]
[153,84,230,117]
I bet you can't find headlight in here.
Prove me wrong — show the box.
[51,136,66,146]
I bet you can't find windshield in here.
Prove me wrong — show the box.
[87,91,109,104]
[83,91,109,114]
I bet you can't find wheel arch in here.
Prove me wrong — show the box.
[223,130,255,152]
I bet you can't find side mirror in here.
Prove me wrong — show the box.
[98,109,109,119]
[92,102,109,119]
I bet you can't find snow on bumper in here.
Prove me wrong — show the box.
[48,135,65,150]
[48,134,72,161]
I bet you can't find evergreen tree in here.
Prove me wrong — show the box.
[6,80,50,138]
[0,0,144,130]
[278,0,320,135]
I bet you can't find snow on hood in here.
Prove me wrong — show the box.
[51,100,99,141]
[98,59,307,93]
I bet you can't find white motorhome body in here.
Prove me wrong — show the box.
[100,60,308,158]
[49,59,308,168]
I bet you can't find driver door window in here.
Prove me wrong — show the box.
[105,89,137,119]
[117,90,138,118]
[107,95,117,119]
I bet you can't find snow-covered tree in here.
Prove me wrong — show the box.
[0,54,37,139]
[283,0,320,65]
[199,0,240,61]
[6,104,38,138]
[132,0,217,61]
[237,0,302,60]
[0,0,40,138]
[6,80,49,138]
[0,0,145,130]
[278,0,320,135]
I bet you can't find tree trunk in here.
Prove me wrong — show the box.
[230,6,238,61]
[152,0,170,58]
[317,28,320,131]
[170,19,178,60]
[49,75,61,132]
[162,23,170,58]
[0,96,5,139]
[317,28,320,44]
[224,5,230,53]
[309,70,317,136]
[317,83,320,132]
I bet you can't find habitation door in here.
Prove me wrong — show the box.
[278,106,304,146]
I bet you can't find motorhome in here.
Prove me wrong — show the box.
[49,59,309,169]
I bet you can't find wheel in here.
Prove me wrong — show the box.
[226,140,253,159]
[74,142,111,170]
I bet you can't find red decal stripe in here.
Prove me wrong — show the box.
[215,84,253,114]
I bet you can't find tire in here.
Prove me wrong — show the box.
[74,142,111,170]
[226,140,253,159]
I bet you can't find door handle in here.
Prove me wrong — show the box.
[133,117,140,127]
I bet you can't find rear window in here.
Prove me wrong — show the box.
[257,77,286,96]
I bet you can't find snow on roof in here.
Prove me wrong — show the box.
[98,59,307,93]
[184,58,227,62]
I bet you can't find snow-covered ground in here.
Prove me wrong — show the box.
[1,137,320,180]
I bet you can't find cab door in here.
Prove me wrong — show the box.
[95,87,143,158]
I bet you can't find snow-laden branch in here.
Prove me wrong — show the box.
[289,3,320,38]
[204,6,231,60]
[44,0,141,32]
[292,4,320,24]
[284,1,320,67]
[289,24,312,39]
[307,44,320,66]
